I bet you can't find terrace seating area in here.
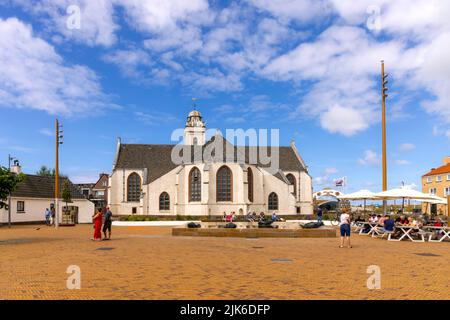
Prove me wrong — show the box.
[354,215,450,243]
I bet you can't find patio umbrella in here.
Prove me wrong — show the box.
[337,190,378,214]
[375,187,436,214]
[419,195,447,214]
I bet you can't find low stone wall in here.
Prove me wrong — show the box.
[172,227,336,238]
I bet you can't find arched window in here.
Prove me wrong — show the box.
[193,137,198,145]
[286,174,297,196]
[217,165,232,201]
[127,173,141,202]
[268,192,278,210]
[159,192,170,210]
[189,167,201,202]
[247,168,254,202]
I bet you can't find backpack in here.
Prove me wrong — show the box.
[187,222,201,228]
[301,221,324,229]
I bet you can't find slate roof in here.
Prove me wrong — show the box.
[114,135,307,184]
[11,174,87,199]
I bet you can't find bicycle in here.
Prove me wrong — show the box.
[330,211,341,226]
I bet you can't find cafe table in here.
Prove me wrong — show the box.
[387,225,425,242]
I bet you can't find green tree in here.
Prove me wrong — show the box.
[36,165,67,178]
[36,165,54,176]
[62,179,72,212]
[0,166,24,209]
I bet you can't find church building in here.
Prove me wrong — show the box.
[108,110,313,217]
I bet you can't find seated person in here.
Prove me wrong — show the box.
[432,218,444,240]
[259,212,266,222]
[407,216,417,227]
[434,218,444,227]
[225,212,235,223]
[378,215,386,226]
[246,211,254,222]
[395,215,408,225]
[382,215,395,233]
[272,211,280,221]
[222,212,227,222]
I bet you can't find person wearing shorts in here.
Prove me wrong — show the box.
[102,207,113,240]
[339,209,352,248]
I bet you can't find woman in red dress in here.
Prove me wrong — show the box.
[92,208,103,241]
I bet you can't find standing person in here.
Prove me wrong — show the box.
[102,207,113,240]
[50,207,55,225]
[45,208,51,226]
[317,207,323,223]
[92,208,103,241]
[339,208,352,248]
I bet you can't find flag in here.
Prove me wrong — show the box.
[334,177,347,187]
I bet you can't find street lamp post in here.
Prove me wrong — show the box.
[55,119,63,228]
[381,60,389,214]
[7,154,16,228]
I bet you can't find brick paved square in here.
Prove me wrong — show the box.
[0,224,449,300]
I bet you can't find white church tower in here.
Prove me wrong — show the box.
[184,110,206,145]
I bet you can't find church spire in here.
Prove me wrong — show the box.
[184,103,206,145]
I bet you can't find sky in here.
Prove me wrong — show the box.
[0,0,449,192]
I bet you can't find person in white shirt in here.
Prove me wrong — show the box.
[339,209,352,248]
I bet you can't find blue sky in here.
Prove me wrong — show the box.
[0,0,449,192]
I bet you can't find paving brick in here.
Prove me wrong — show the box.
[0,224,449,299]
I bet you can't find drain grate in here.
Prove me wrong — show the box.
[96,247,115,251]
[271,258,293,262]
[414,253,441,257]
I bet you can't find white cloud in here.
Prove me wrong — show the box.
[358,150,380,166]
[325,167,338,174]
[0,17,112,115]
[225,117,246,124]
[313,167,339,187]
[399,143,416,151]
[319,105,369,136]
[249,0,332,23]
[3,0,450,137]
[134,110,178,126]
[39,128,53,136]
[9,0,118,46]
[395,159,411,165]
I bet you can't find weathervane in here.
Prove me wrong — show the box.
[192,97,198,109]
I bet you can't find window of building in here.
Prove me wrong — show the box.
[193,137,198,145]
[132,207,137,214]
[159,192,170,211]
[447,174,450,181]
[268,192,278,210]
[96,190,104,197]
[127,173,141,202]
[189,167,201,202]
[217,166,232,201]
[17,201,25,213]
[427,177,432,183]
[286,174,297,196]
[429,188,437,195]
[437,175,442,182]
[82,189,89,197]
[247,168,253,202]
[445,187,450,197]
